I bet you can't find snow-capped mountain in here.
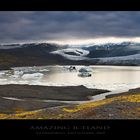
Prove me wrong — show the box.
[0,41,140,69]
[50,41,140,65]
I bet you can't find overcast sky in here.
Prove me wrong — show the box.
[1,11,140,44]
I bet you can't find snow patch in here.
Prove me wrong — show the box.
[2,97,24,101]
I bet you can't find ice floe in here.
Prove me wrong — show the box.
[22,73,44,79]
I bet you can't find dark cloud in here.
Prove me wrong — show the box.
[0,11,140,43]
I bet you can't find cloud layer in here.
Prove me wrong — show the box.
[0,11,140,43]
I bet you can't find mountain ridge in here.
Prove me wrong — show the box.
[0,41,140,69]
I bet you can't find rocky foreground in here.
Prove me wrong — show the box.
[0,85,140,119]
[0,84,108,115]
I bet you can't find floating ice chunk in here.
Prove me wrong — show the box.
[14,70,24,75]
[22,73,44,79]
[78,72,92,77]
[79,67,92,72]
[9,75,20,79]
[0,72,5,77]
[78,67,92,77]
[0,71,5,75]
[39,69,50,72]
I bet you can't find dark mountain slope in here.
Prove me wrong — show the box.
[0,43,94,69]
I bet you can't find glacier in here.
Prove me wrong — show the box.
[51,48,89,60]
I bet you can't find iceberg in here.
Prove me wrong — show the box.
[0,72,5,77]
[79,67,92,72]
[22,73,44,79]
[78,67,92,77]
[39,69,50,72]
[78,72,92,77]
[10,75,20,79]
[14,70,24,75]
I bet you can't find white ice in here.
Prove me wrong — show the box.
[21,73,44,79]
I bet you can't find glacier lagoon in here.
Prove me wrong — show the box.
[0,65,140,91]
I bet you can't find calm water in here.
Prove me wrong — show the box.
[0,65,140,91]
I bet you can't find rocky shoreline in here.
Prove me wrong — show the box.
[0,84,109,114]
[106,87,140,98]
[0,84,139,119]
